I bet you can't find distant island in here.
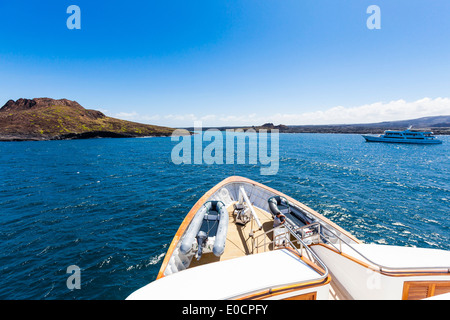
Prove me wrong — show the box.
[184,116,450,135]
[0,98,180,141]
[1,98,448,141]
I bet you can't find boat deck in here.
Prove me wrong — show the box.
[189,203,275,268]
[132,176,450,301]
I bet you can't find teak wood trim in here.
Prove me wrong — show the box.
[402,281,450,300]
[284,292,317,300]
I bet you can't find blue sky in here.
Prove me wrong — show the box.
[1,1,449,127]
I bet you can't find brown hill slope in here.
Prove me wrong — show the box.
[0,98,178,141]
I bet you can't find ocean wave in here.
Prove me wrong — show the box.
[126,252,166,271]
[0,133,448,299]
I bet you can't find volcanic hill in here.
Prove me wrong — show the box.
[0,98,177,141]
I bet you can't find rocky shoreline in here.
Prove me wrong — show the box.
[0,130,175,142]
[0,98,180,141]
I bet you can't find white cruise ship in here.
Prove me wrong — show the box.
[362,127,442,144]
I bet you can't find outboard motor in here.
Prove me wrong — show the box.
[195,231,208,260]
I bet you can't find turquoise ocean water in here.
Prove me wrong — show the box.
[0,133,448,299]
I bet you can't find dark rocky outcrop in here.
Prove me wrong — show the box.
[0,98,180,141]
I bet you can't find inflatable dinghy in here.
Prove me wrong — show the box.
[179,200,228,259]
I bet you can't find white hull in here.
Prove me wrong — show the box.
[363,135,442,144]
[312,244,450,300]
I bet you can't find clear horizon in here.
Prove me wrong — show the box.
[1,1,449,127]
